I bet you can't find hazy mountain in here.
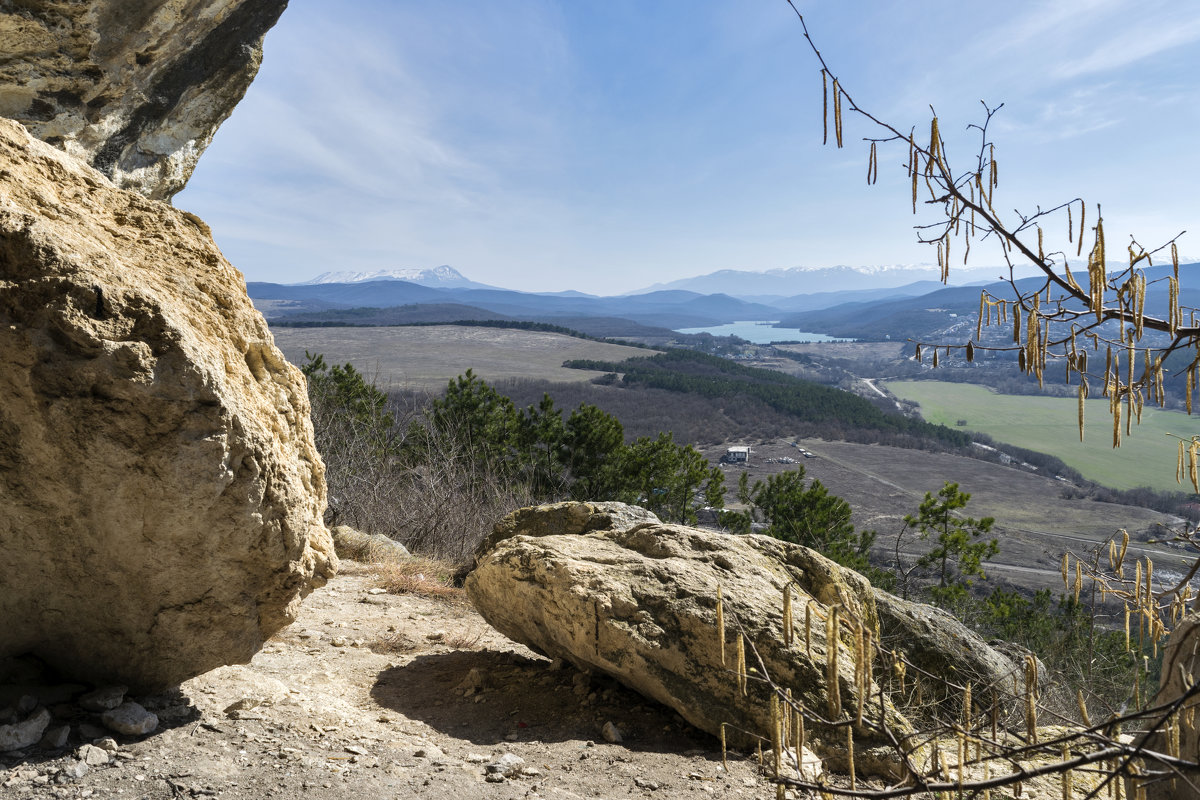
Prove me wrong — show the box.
[248,280,782,329]
[299,265,496,290]
[777,262,1200,341]
[635,265,1025,297]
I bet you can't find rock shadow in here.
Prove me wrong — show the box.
[370,648,718,756]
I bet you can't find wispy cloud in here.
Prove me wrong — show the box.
[1051,15,1200,79]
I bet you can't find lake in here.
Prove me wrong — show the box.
[675,321,849,344]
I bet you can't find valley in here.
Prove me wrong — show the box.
[274,320,1197,603]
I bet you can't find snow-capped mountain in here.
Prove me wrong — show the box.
[298,265,495,289]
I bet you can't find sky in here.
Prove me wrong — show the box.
[175,0,1200,295]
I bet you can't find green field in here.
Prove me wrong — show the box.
[886,380,1199,492]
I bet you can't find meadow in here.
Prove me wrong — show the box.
[270,325,656,391]
[886,380,1195,492]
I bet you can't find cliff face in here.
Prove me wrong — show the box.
[0,0,288,202]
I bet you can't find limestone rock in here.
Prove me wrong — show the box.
[101,702,158,736]
[0,707,51,753]
[0,118,335,691]
[467,509,912,775]
[330,525,411,563]
[873,589,1033,717]
[475,501,661,564]
[0,0,288,202]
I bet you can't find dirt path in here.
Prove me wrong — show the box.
[1,563,788,799]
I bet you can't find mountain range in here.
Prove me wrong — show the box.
[252,262,1200,343]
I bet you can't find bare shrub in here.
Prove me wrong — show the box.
[366,556,463,601]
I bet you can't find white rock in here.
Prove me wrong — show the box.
[100,702,158,736]
[60,760,89,780]
[78,744,110,766]
[485,753,525,778]
[93,737,119,753]
[0,708,51,752]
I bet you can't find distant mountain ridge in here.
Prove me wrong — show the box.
[299,265,497,290]
[635,264,1037,297]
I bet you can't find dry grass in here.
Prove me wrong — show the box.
[366,556,465,602]
[272,324,655,391]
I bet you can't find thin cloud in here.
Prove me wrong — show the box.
[1052,16,1200,79]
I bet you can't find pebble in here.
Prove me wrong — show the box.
[344,745,369,756]
[59,760,89,781]
[79,686,127,712]
[601,721,623,743]
[634,777,660,790]
[101,702,158,736]
[465,753,488,763]
[485,752,525,778]
[94,737,120,753]
[78,743,111,766]
[413,745,444,760]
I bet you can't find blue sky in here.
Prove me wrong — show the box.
[175,0,1200,295]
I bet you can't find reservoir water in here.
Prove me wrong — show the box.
[674,321,848,344]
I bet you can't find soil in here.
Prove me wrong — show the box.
[0,563,788,800]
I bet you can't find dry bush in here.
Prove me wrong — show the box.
[366,556,464,602]
[311,384,534,566]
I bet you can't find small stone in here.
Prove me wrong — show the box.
[0,707,51,752]
[94,737,119,753]
[59,760,89,780]
[504,732,518,741]
[79,686,127,712]
[344,745,369,756]
[519,766,542,777]
[412,745,444,760]
[426,631,446,641]
[485,752,525,778]
[15,695,37,714]
[601,721,623,743]
[465,753,488,764]
[484,773,506,783]
[40,724,70,749]
[634,777,660,790]
[330,637,348,648]
[78,743,111,766]
[367,588,386,595]
[100,702,158,736]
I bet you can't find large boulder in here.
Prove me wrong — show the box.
[467,504,912,775]
[0,117,335,691]
[474,500,661,563]
[873,589,1040,720]
[0,0,288,201]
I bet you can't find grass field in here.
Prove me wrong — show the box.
[270,325,657,391]
[886,380,1197,492]
[717,439,1188,596]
